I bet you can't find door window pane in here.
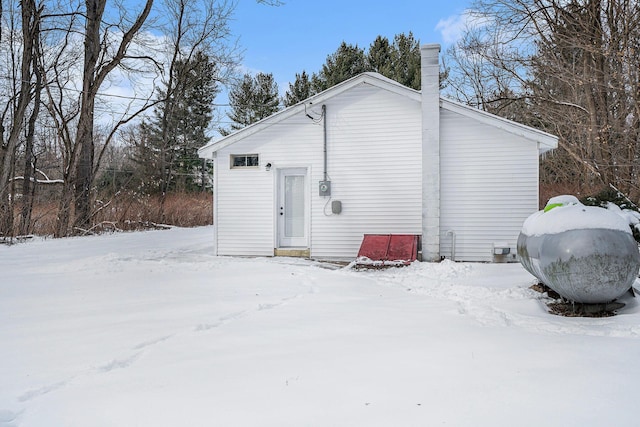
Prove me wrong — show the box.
[285,175,304,237]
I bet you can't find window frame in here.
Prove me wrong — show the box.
[230,154,260,169]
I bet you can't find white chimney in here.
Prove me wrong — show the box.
[420,44,441,262]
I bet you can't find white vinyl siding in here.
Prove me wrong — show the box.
[215,163,274,256]
[215,112,320,256]
[214,84,422,259]
[439,108,539,262]
[311,85,422,259]
[210,79,545,262]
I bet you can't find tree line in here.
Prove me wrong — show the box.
[2,0,639,239]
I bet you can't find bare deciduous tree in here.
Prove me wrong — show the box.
[445,0,640,200]
[71,0,154,233]
[37,0,157,236]
[19,2,44,236]
[0,0,43,238]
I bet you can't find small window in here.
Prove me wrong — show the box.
[231,154,259,168]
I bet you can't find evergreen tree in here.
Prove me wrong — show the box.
[284,71,313,107]
[367,33,422,90]
[254,72,281,121]
[390,32,421,90]
[285,34,422,103]
[221,72,281,135]
[221,74,255,135]
[135,51,219,193]
[311,42,370,93]
[367,36,394,77]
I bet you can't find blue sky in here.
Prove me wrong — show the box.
[230,0,473,92]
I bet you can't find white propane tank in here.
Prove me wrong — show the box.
[517,196,640,304]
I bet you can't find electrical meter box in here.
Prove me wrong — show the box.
[319,180,331,197]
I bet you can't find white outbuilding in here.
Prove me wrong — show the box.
[198,44,558,262]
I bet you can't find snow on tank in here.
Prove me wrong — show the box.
[518,195,640,304]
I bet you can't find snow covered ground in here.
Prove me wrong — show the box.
[1,226,639,426]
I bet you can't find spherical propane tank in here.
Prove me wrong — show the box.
[518,195,640,304]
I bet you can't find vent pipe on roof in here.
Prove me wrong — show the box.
[421,44,441,262]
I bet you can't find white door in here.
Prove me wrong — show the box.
[278,168,308,247]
